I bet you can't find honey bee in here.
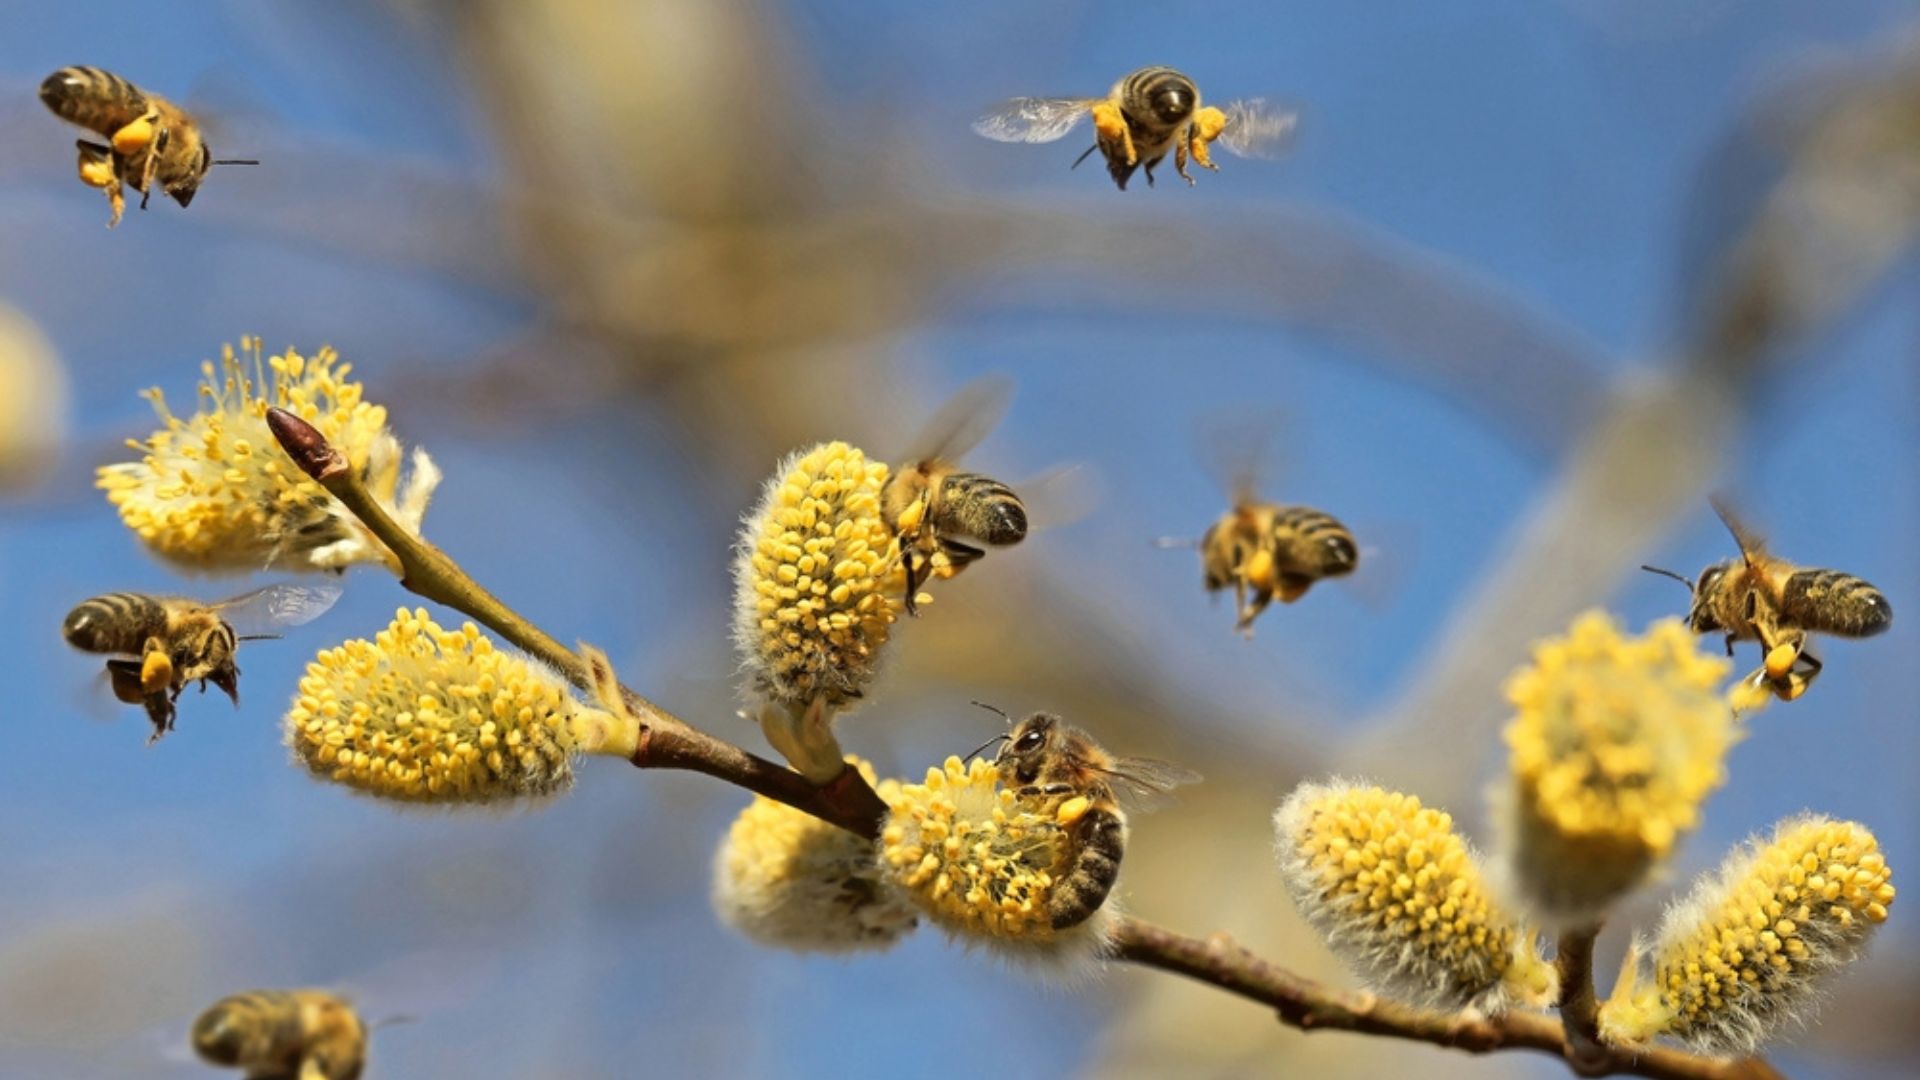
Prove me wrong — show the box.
[38,66,257,227]
[979,710,1199,930]
[973,66,1296,190]
[191,989,366,1080]
[1165,419,1358,634]
[883,377,1030,614]
[62,584,341,742]
[1643,498,1892,702]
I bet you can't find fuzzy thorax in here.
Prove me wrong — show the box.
[286,608,632,805]
[713,757,918,952]
[98,337,438,573]
[1275,780,1557,1013]
[732,441,906,780]
[1497,613,1741,927]
[1599,816,1894,1054]
[880,757,1116,964]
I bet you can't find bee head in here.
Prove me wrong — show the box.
[994,712,1062,785]
[1148,79,1196,125]
[1689,564,1731,633]
[191,1001,266,1066]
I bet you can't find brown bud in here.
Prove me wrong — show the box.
[266,406,347,481]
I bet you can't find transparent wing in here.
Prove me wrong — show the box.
[211,583,344,637]
[1215,99,1299,160]
[972,97,1099,144]
[1094,756,1202,813]
[1708,495,1770,561]
[903,375,1015,463]
[1016,463,1102,531]
[1198,406,1287,506]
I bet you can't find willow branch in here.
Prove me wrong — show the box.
[266,406,887,835]
[267,407,1778,1078]
[1558,924,1610,1075]
[1113,919,1784,1080]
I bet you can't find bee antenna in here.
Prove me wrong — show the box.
[1071,144,1100,170]
[1152,535,1199,550]
[968,699,1010,721]
[1639,565,1694,590]
[235,633,282,642]
[212,158,260,166]
[964,733,1009,764]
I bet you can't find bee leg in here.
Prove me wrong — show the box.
[1721,634,1735,658]
[902,548,925,616]
[139,640,176,696]
[936,537,986,577]
[1236,588,1273,636]
[1771,648,1821,702]
[1016,783,1078,799]
[1189,120,1221,172]
[1089,100,1135,164]
[105,659,147,705]
[1174,131,1197,186]
[141,691,175,743]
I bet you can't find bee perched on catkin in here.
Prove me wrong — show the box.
[879,756,1114,968]
[1274,781,1558,1013]
[732,440,907,782]
[98,337,439,574]
[285,608,638,805]
[1495,612,1743,928]
[1599,816,1895,1055]
[712,757,919,953]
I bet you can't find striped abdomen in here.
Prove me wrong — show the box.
[1116,66,1199,135]
[1781,569,1892,638]
[1047,806,1127,930]
[1270,505,1359,577]
[936,472,1028,546]
[39,66,149,138]
[62,593,168,655]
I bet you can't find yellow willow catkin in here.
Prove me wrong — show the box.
[1599,816,1895,1054]
[98,337,438,573]
[285,608,636,805]
[731,441,907,781]
[1275,780,1557,1013]
[712,758,918,953]
[1497,612,1742,927]
[879,757,1114,968]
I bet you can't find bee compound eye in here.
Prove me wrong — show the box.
[1015,731,1045,753]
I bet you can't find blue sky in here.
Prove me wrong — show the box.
[1,4,1915,1079]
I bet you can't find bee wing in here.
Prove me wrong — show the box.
[211,583,345,637]
[1016,463,1102,532]
[1094,755,1202,813]
[1708,494,1770,562]
[1213,99,1300,160]
[903,375,1015,464]
[972,97,1101,143]
[1198,406,1288,507]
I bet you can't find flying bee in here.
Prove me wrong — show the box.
[191,990,366,1080]
[1643,498,1892,702]
[38,66,257,227]
[62,584,342,742]
[883,376,1030,615]
[1162,416,1359,635]
[973,66,1297,190]
[976,708,1199,930]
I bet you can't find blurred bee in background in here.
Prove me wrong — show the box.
[38,66,257,227]
[883,377,1030,614]
[62,584,342,741]
[973,66,1297,190]
[979,708,1199,930]
[191,989,367,1080]
[1643,498,1891,701]
[1162,414,1359,635]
